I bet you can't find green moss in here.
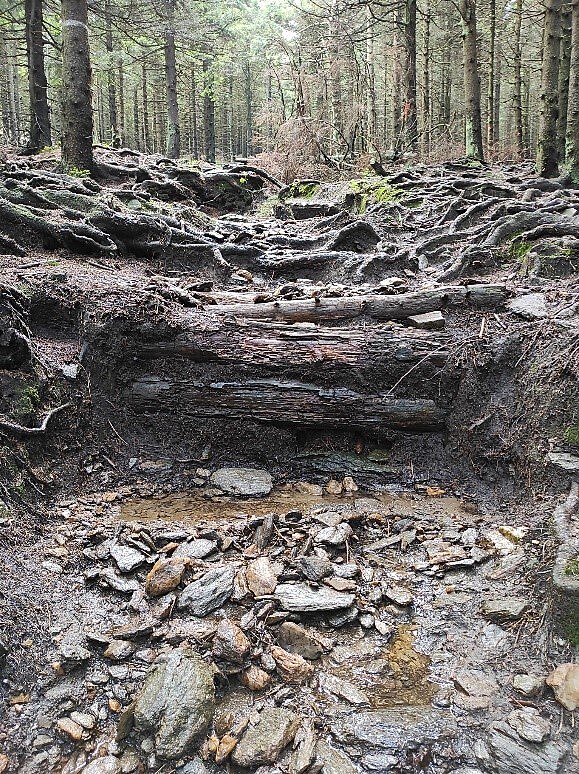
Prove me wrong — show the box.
[288,181,319,199]
[349,178,402,213]
[564,559,579,577]
[14,386,40,419]
[564,425,579,445]
[508,239,532,263]
[64,166,90,178]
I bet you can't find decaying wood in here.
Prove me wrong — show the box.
[129,377,446,430]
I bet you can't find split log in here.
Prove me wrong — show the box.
[214,284,507,324]
[129,377,446,431]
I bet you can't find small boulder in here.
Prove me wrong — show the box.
[246,557,278,596]
[507,708,550,743]
[546,663,579,710]
[210,468,273,496]
[242,665,271,691]
[481,598,527,621]
[145,558,186,598]
[231,708,300,767]
[178,565,236,616]
[271,646,314,683]
[80,758,121,774]
[212,619,251,664]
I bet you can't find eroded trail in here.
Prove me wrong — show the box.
[0,151,579,774]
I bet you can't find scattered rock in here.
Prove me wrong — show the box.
[480,720,567,774]
[56,717,84,740]
[546,663,579,710]
[103,640,136,661]
[274,583,354,613]
[407,310,445,330]
[314,523,353,546]
[291,720,316,774]
[80,758,122,774]
[210,468,273,496]
[176,759,208,774]
[300,555,333,582]
[212,619,251,664]
[481,598,527,621]
[507,708,550,743]
[383,585,413,606]
[547,452,579,472]
[99,568,140,594]
[231,708,300,767]
[178,565,236,616]
[242,665,271,691]
[133,649,215,758]
[319,672,369,705]
[246,557,278,596]
[110,543,147,573]
[507,293,547,320]
[173,539,218,560]
[513,673,544,697]
[276,622,328,660]
[271,646,314,683]
[316,740,357,774]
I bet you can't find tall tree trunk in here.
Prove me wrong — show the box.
[566,0,579,178]
[537,0,562,177]
[366,4,377,151]
[557,2,572,159]
[190,64,199,158]
[458,0,484,161]
[25,0,51,151]
[61,0,94,173]
[203,58,215,163]
[513,0,524,155]
[163,0,180,158]
[142,64,150,152]
[421,2,431,155]
[244,60,253,157]
[118,61,125,144]
[132,84,140,150]
[104,0,118,145]
[401,0,418,151]
[487,0,496,149]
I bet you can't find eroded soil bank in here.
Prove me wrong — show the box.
[0,150,579,773]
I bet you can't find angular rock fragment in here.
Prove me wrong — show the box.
[276,622,328,660]
[315,740,357,774]
[242,665,271,691]
[210,468,273,496]
[231,708,300,767]
[274,583,354,613]
[178,565,235,616]
[271,646,314,683]
[480,720,567,774]
[318,672,369,705]
[173,539,218,560]
[133,649,215,759]
[246,556,278,596]
[300,555,333,582]
[80,758,121,774]
[314,523,353,546]
[110,543,147,573]
[507,708,550,743]
[546,663,579,710]
[481,598,527,621]
[145,557,186,598]
[212,619,251,664]
[291,719,316,774]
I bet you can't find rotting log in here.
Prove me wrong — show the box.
[213,284,507,324]
[128,377,446,431]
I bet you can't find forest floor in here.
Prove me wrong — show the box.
[0,149,579,774]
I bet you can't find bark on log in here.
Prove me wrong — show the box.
[214,284,507,324]
[128,377,446,430]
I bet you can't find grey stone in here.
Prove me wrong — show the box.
[275,583,354,613]
[319,672,369,705]
[277,622,328,660]
[133,649,215,759]
[99,568,140,594]
[300,555,333,582]
[231,708,300,767]
[315,523,353,546]
[110,543,147,573]
[407,310,445,330]
[479,721,568,774]
[481,598,527,621]
[507,708,550,743]
[80,758,122,774]
[173,539,218,560]
[382,585,413,606]
[547,452,579,472]
[176,759,208,774]
[332,706,457,751]
[316,740,357,774]
[507,293,547,320]
[361,753,398,771]
[210,468,273,496]
[512,674,544,697]
[177,565,235,616]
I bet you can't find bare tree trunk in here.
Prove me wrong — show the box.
[421,2,431,155]
[513,0,524,155]
[401,0,418,151]
[104,0,118,145]
[458,0,485,161]
[142,64,150,152]
[557,2,572,159]
[190,64,199,158]
[25,0,51,151]
[244,60,253,156]
[537,0,562,177]
[118,61,125,144]
[566,0,579,178]
[487,0,496,150]
[61,0,94,173]
[132,85,140,150]
[163,0,180,158]
[203,58,215,163]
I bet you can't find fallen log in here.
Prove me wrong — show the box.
[213,284,507,324]
[128,377,446,431]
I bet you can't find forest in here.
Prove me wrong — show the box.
[1,1,579,774]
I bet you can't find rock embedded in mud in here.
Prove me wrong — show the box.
[246,556,278,596]
[546,663,579,710]
[507,708,550,743]
[407,310,445,330]
[177,565,236,616]
[79,758,121,774]
[513,673,544,697]
[176,759,208,774]
[274,583,354,613]
[291,719,316,773]
[133,649,215,759]
[382,585,413,606]
[110,543,148,573]
[231,707,300,767]
[104,639,136,660]
[507,293,547,320]
[210,468,273,496]
[212,619,250,664]
[173,539,218,560]
[276,621,328,660]
[319,672,370,705]
[271,646,314,683]
[145,558,186,597]
[481,598,527,621]
[56,717,84,740]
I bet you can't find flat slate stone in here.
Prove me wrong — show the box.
[210,468,273,496]
[275,583,355,613]
[479,720,568,774]
[407,311,445,330]
[231,707,300,766]
[547,452,579,472]
[507,293,547,319]
[177,565,235,616]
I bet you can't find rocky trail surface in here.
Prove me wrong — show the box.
[0,150,579,773]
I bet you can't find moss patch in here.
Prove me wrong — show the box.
[288,181,319,199]
[348,178,403,213]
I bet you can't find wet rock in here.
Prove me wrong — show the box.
[112,619,155,640]
[133,649,215,758]
[80,758,121,774]
[110,543,147,573]
[275,583,354,613]
[333,706,457,751]
[276,622,327,660]
[546,663,579,710]
[242,665,271,691]
[319,672,369,705]
[507,293,547,320]
[70,711,96,729]
[178,565,235,616]
[231,708,300,767]
[316,740,357,774]
[271,646,314,683]
[478,720,567,774]
[145,557,186,597]
[104,640,136,661]
[210,468,273,496]
[481,598,527,621]
[212,619,250,664]
[291,719,316,774]
[513,673,544,697]
[333,563,359,579]
[382,585,413,606]
[314,523,353,546]
[56,717,84,740]
[328,606,359,627]
[453,669,499,698]
[173,539,218,560]
[99,568,141,594]
[507,708,550,743]
[361,752,398,771]
[407,310,445,330]
[325,577,356,592]
[246,557,278,596]
[300,555,333,582]
[58,643,92,666]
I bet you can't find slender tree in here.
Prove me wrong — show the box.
[25,0,51,151]
[537,0,562,177]
[458,0,484,161]
[401,0,417,150]
[163,0,180,158]
[567,0,579,178]
[61,0,94,172]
